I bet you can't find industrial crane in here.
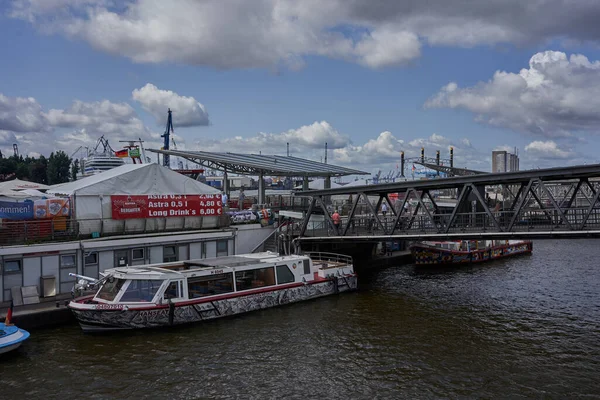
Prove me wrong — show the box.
[161,108,174,168]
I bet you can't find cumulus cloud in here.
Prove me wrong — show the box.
[0,91,169,157]
[16,0,600,70]
[198,121,350,155]
[0,93,48,133]
[524,140,574,159]
[132,84,209,127]
[425,51,600,138]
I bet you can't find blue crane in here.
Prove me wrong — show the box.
[161,108,174,167]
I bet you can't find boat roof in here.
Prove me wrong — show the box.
[104,252,307,279]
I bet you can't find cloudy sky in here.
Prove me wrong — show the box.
[3,0,600,175]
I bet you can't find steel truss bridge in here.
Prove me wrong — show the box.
[292,164,600,243]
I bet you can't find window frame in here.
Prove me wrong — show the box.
[216,240,228,257]
[276,264,295,285]
[84,251,98,266]
[3,259,22,274]
[163,246,178,263]
[131,247,145,261]
[187,273,234,298]
[235,266,276,291]
[60,254,77,269]
[303,259,311,275]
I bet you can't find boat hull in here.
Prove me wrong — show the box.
[0,323,30,354]
[71,275,357,332]
[411,242,532,266]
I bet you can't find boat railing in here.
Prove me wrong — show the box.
[304,251,353,266]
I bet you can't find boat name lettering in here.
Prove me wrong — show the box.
[95,304,124,310]
[211,269,224,275]
[139,309,169,318]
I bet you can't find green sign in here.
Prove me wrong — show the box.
[129,148,141,157]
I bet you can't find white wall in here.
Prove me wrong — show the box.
[99,251,113,274]
[205,241,216,258]
[41,255,59,295]
[189,242,203,259]
[23,257,41,291]
[235,225,276,254]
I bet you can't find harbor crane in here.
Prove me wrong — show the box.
[161,108,174,168]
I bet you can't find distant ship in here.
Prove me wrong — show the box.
[78,136,125,178]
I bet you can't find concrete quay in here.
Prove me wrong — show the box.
[0,294,75,330]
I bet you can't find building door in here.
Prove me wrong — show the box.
[115,250,129,268]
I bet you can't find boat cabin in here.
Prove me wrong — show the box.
[88,252,351,305]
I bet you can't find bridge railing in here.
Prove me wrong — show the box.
[302,208,600,237]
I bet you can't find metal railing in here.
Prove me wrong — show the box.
[0,215,231,246]
[300,208,600,238]
[304,251,353,266]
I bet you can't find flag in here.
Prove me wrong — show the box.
[4,300,14,325]
[114,149,129,158]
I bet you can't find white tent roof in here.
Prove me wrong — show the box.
[47,163,221,196]
[0,189,32,199]
[0,178,50,190]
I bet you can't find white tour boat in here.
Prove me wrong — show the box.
[69,251,357,332]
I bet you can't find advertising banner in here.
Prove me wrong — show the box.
[111,194,223,220]
[0,200,33,220]
[0,198,70,220]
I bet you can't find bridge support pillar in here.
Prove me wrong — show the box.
[223,170,229,198]
[258,172,265,205]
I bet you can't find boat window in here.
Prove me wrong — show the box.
[276,265,295,284]
[163,246,178,262]
[96,278,125,301]
[235,267,276,291]
[120,280,163,302]
[303,259,310,275]
[164,281,182,299]
[188,273,234,298]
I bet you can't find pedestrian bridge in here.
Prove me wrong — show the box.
[291,163,600,242]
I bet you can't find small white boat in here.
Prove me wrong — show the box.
[0,322,30,354]
[69,251,357,332]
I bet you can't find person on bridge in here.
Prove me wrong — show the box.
[332,209,341,235]
[381,202,388,217]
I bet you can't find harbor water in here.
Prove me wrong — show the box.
[2,239,599,399]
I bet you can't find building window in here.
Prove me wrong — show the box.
[132,248,145,261]
[188,273,234,298]
[163,246,178,262]
[3,259,22,273]
[276,265,295,284]
[61,254,76,268]
[217,240,228,257]
[235,267,276,291]
[84,252,98,265]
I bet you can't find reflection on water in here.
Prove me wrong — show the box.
[3,240,600,399]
